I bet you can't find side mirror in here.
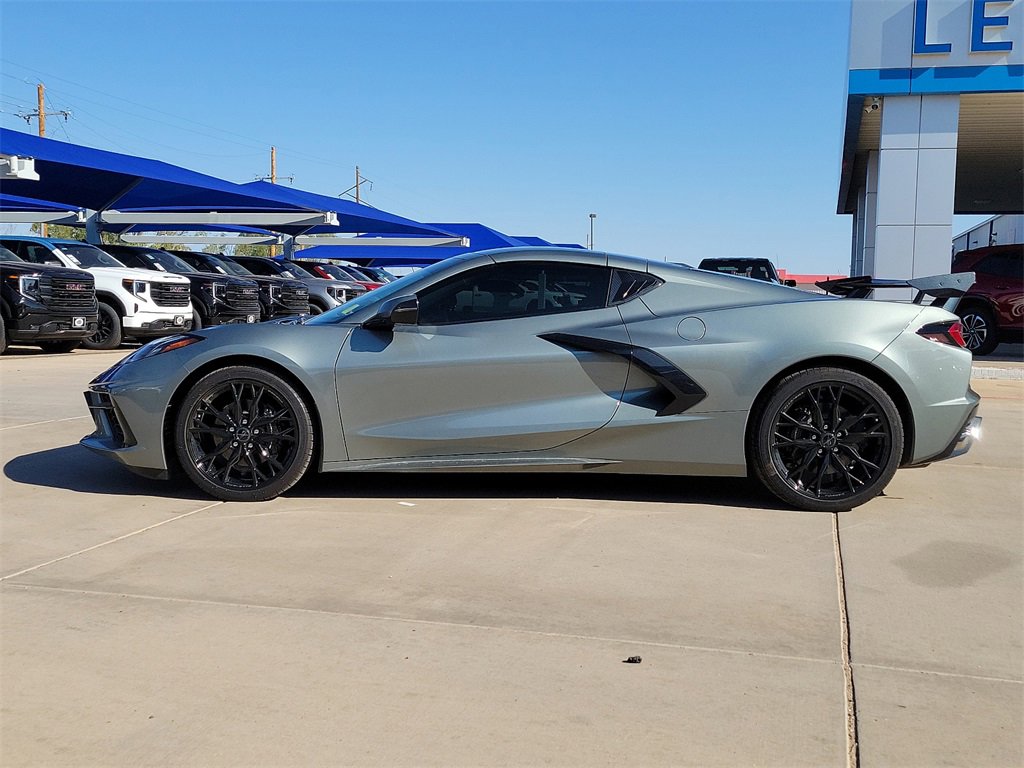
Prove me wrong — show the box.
[784,279,798,287]
[362,295,419,330]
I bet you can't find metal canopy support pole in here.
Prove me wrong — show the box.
[85,211,102,244]
[282,235,296,258]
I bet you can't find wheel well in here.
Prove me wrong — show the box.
[309,297,329,311]
[95,292,127,316]
[956,297,995,317]
[162,354,325,478]
[745,356,916,467]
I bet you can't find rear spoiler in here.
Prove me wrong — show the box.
[816,272,975,312]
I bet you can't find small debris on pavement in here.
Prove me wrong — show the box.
[623,656,642,664]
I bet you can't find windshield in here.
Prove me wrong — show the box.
[57,244,126,268]
[134,250,197,273]
[306,263,350,280]
[0,246,22,262]
[213,257,255,277]
[280,261,316,279]
[305,260,452,325]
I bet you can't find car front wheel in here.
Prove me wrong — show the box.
[174,366,315,502]
[81,303,122,350]
[750,367,903,512]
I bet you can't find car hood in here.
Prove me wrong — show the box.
[88,266,191,284]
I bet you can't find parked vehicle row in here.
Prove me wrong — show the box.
[0,238,388,354]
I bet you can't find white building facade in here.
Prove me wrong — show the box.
[839,0,1023,281]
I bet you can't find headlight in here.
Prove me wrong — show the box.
[203,282,227,301]
[18,275,41,299]
[123,333,204,363]
[122,279,149,297]
[269,285,282,300]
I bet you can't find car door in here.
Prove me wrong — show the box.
[336,259,632,460]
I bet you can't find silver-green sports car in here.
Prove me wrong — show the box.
[82,247,981,512]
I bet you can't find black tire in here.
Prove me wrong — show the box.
[192,309,204,331]
[81,303,123,350]
[38,340,81,354]
[307,302,323,316]
[174,366,315,502]
[749,367,903,512]
[0,313,6,355]
[956,303,999,356]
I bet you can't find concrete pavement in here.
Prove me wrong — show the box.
[1,348,1020,766]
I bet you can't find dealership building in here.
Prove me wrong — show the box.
[839,0,1023,282]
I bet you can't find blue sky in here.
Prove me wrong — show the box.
[1,0,906,273]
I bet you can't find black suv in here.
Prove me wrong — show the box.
[168,250,309,320]
[102,245,262,329]
[0,245,99,354]
[697,258,797,286]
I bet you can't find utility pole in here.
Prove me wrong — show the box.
[588,213,597,250]
[341,167,371,205]
[270,146,277,185]
[19,83,71,236]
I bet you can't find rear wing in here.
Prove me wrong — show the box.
[816,272,975,312]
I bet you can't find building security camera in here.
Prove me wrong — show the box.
[863,97,881,113]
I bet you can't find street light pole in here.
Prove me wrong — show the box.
[589,213,597,250]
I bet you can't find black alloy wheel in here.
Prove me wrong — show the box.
[957,304,998,356]
[175,366,315,502]
[750,367,903,512]
[81,303,122,350]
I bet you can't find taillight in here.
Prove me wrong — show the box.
[917,320,966,348]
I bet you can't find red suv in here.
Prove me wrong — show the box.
[952,244,1023,355]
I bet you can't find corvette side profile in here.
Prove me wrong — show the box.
[82,247,981,512]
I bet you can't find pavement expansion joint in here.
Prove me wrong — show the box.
[833,512,860,768]
[0,501,223,581]
[3,582,843,668]
[0,415,90,431]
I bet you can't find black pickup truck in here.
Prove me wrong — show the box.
[168,250,310,320]
[102,245,262,329]
[1,245,99,354]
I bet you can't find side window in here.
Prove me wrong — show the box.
[977,252,1022,279]
[610,269,663,304]
[417,261,612,325]
[22,244,61,265]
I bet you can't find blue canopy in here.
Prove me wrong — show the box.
[0,129,450,237]
[297,223,583,267]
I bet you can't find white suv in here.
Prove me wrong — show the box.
[1,237,193,349]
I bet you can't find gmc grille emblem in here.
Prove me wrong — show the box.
[64,283,88,291]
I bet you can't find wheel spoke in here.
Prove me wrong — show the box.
[773,431,816,448]
[780,412,819,433]
[786,448,819,483]
[842,444,881,472]
[812,454,832,498]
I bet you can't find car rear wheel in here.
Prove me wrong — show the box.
[750,367,903,512]
[0,314,6,355]
[307,302,323,315]
[174,366,315,502]
[957,304,998,356]
[192,309,204,331]
[81,303,122,350]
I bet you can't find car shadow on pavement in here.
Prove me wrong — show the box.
[5,444,799,512]
[291,471,798,513]
[3,443,206,500]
